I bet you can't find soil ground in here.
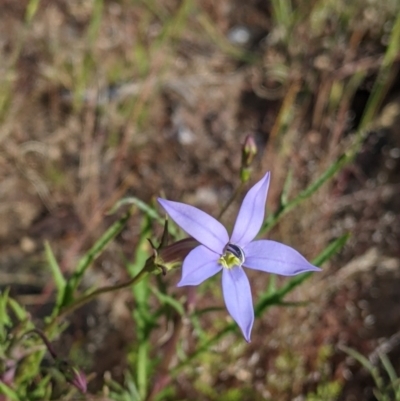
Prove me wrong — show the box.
[1,1,400,400]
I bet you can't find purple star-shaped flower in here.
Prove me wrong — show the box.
[158,172,320,342]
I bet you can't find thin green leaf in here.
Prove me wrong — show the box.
[271,0,293,31]
[255,233,350,316]
[129,217,153,400]
[276,300,310,307]
[110,197,182,238]
[28,373,51,398]
[189,313,208,341]
[261,153,353,233]
[339,344,375,373]
[155,0,193,46]
[194,306,225,316]
[280,168,293,207]
[0,289,11,330]
[62,207,134,306]
[313,233,350,266]
[125,371,141,401]
[150,287,185,316]
[196,13,257,63]
[379,352,398,391]
[108,197,161,221]
[339,344,384,392]
[25,0,40,25]
[14,349,46,386]
[7,298,28,321]
[359,11,400,130]
[44,241,66,312]
[171,326,231,375]
[137,342,149,400]
[87,0,103,45]
[0,382,20,400]
[266,274,277,296]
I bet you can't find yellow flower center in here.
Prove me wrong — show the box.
[218,243,245,269]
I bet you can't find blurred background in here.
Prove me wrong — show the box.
[0,0,400,400]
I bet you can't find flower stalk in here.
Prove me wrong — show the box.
[46,220,197,331]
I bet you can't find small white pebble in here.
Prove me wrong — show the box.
[228,26,251,45]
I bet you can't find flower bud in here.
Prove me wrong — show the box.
[144,217,198,274]
[69,368,87,393]
[145,238,198,274]
[240,134,257,183]
[57,360,87,393]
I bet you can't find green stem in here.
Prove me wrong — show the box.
[46,267,148,332]
[217,182,244,220]
[261,147,358,233]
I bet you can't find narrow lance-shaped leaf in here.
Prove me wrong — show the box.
[62,207,134,307]
[44,241,66,314]
[255,233,349,316]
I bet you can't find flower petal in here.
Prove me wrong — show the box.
[230,172,271,247]
[244,240,321,275]
[158,198,229,254]
[222,267,254,342]
[177,245,222,286]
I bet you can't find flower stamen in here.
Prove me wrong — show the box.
[218,243,245,269]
